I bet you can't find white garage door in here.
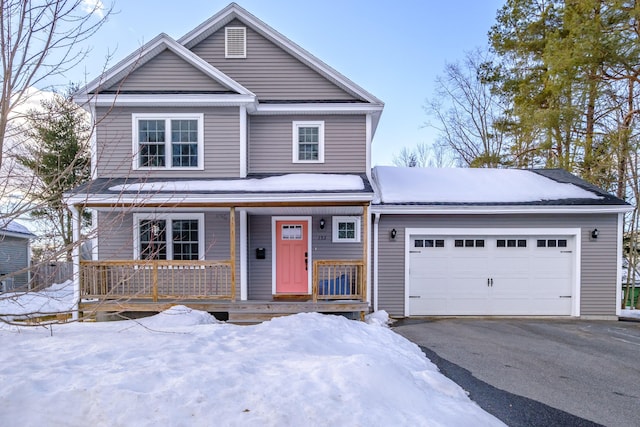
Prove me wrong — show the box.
[408,235,575,316]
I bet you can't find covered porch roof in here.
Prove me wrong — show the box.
[66,173,374,209]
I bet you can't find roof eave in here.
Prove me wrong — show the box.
[370,204,634,215]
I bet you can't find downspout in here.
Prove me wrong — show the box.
[373,212,380,312]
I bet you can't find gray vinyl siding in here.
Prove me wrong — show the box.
[249,115,367,174]
[97,210,241,299]
[106,50,229,92]
[95,106,240,178]
[247,214,363,299]
[0,234,30,289]
[376,213,619,317]
[190,20,359,101]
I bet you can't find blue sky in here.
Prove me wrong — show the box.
[68,0,505,166]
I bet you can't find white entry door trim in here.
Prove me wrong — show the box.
[404,228,582,317]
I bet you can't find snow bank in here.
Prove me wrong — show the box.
[0,280,75,320]
[0,308,503,426]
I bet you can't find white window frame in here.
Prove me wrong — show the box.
[132,113,204,171]
[225,26,247,58]
[332,216,361,243]
[133,213,205,260]
[292,121,325,163]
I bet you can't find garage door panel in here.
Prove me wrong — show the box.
[409,235,574,316]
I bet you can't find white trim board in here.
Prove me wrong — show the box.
[402,227,582,318]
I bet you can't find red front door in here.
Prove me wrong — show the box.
[275,220,309,294]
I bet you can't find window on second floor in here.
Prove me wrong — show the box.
[133,114,204,170]
[292,121,324,163]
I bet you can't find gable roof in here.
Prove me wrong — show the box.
[178,3,383,106]
[76,33,254,98]
[371,167,631,213]
[0,219,35,239]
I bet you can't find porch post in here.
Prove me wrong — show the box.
[230,207,236,301]
[362,203,369,305]
[71,204,81,320]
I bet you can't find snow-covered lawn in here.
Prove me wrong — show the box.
[0,301,503,426]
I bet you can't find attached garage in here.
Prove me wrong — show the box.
[371,167,632,319]
[406,230,578,316]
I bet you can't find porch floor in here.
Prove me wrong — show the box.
[79,299,370,324]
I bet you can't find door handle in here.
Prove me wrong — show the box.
[490,278,494,287]
[304,252,308,271]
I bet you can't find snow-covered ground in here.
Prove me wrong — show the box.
[0,286,503,427]
[0,280,75,321]
[621,308,640,319]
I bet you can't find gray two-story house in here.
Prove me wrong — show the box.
[70,3,382,321]
[69,3,631,322]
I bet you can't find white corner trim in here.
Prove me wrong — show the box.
[372,213,380,311]
[239,105,247,178]
[71,206,81,320]
[616,212,624,317]
[89,104,97,180]
[365,114,372,182]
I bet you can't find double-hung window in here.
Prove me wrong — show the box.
[134,214,204,260]
[292,121,324,163]
[332,216,361,243]
[133,114,204,170]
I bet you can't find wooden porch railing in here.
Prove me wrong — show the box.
[80,260,235,301]
[312,260,365,302]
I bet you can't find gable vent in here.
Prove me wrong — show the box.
[225,27,246,58]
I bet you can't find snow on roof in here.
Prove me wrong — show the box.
[109,174,365,193]
[373,167,601,204]
[0,219,33,236]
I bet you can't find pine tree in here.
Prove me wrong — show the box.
[16,87,91,260]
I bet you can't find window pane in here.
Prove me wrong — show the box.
[172,220,199,260]
[537,239,546,247]
[548,240,557,247]
[171,120,198,167]
[435,239,445,248]
[465,239,474,247]
[517,239,527,247]
[475,239,485,247]
[414,240,424,248]
[558,239,567,247]
[338,221,355,239]
[139,120,165,142]
[454,239,463,247]
[140,143,166,167]
[507,239,516,247]
[298,126,319,161]
[139,220,167,260]
[497,239,506,247]
[424,239,434,247]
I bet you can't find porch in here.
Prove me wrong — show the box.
[78,259,368,323]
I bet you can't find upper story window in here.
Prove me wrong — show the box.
[132,114,204,170]
[225,27,246,58]
[134,213,204,260]
[292,121,324,163]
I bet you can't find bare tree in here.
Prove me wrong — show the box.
[392,142,456,168]
[0,0,112,169]
[425,48,510,168]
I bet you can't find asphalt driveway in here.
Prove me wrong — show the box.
[393,318,640,427]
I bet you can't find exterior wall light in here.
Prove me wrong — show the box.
[591,229,599,239]
[390,228,397,239]
[319,218,325,229]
